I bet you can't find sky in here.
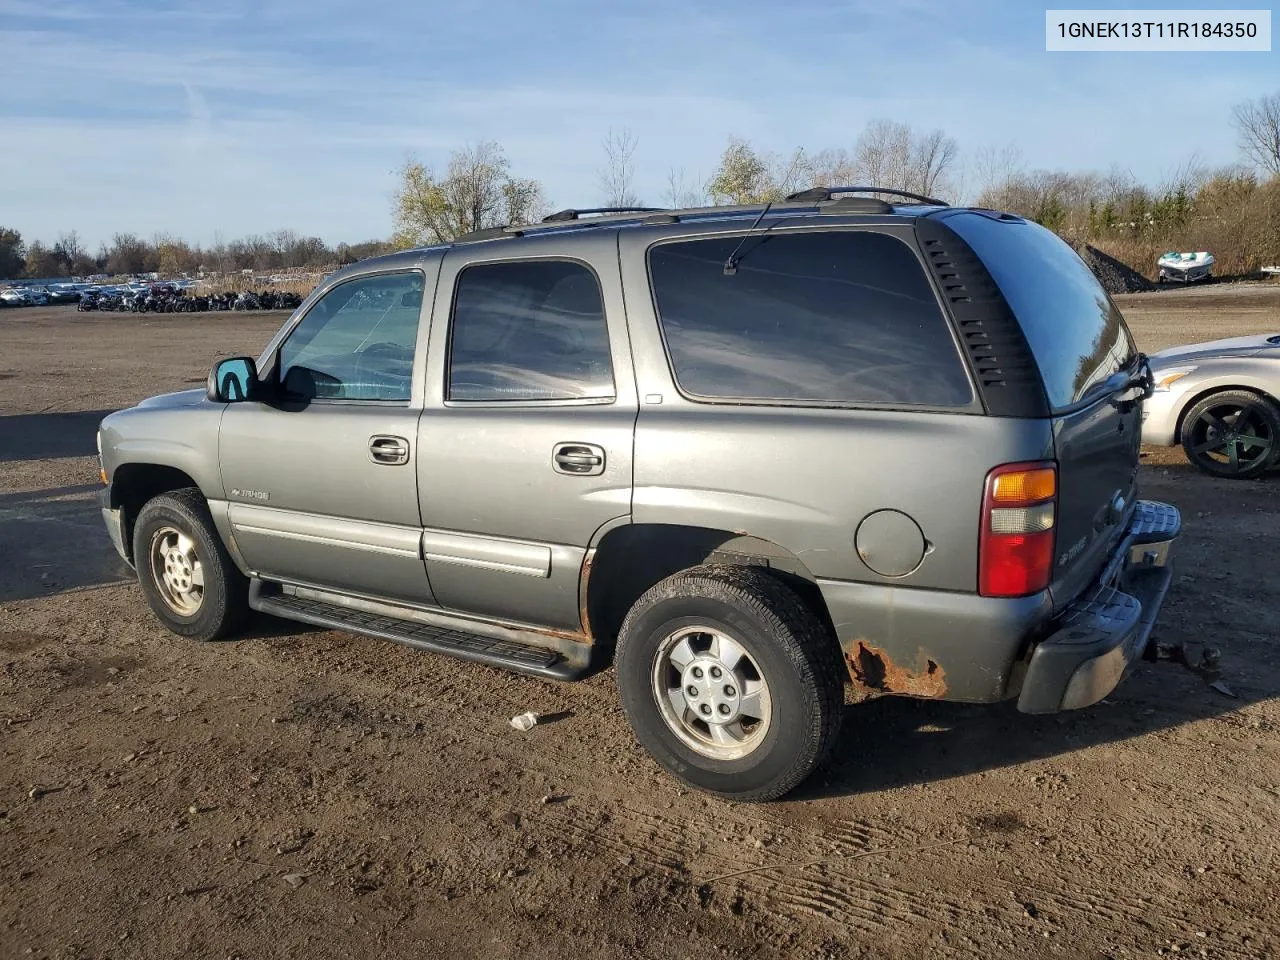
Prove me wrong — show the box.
[1,0,1276,249]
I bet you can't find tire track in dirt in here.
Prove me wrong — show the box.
[240,650,1002,948]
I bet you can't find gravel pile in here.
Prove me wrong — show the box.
[1069,242,1155,294]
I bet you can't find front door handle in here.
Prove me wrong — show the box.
[552,442,605,477]
[370,435,410,465]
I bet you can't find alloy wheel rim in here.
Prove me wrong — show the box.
[149,525,205,616]
[1189,403,1274,472]
[651,626,772,761]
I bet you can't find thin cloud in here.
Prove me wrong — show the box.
[1,0,1271,246]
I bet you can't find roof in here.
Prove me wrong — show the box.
[354,187,966,271]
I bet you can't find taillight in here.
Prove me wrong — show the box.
[979,461,1056,597]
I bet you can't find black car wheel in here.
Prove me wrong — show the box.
[1181,390,1280,478]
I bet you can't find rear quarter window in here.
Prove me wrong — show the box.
[944,212,1136,411]
[647,230,974,407]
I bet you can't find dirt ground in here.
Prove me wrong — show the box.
[2,286,1279,960]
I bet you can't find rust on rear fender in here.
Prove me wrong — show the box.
[577,548,595,645]
[846,640,948,698]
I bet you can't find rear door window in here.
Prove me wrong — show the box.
[944,212,1136,410]
[447,260,615,402]
[647,230,972,407]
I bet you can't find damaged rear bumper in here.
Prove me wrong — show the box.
[1016,500,1181,714]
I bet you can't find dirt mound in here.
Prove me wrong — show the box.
[1069,241,1155,294]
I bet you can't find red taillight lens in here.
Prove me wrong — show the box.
[980,530,1055,596]
[979,461,1057,598]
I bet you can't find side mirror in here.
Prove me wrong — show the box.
[207,357,260,403]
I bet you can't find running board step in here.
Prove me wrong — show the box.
[251,590,581,680]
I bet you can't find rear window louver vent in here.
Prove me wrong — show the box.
[916,219,1049,418]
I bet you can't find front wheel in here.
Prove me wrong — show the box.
[1180,389,1280,479]
[132,488,249,640]
[615,565,845,801]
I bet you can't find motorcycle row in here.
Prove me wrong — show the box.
[77,287,304,314]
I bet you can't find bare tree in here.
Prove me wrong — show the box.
[209,231,232,275]
[805,148,857,187]
[855,120,959,197]
[768,147,811,197]
[970,142,1024,199]
[598,128,640,207]
[1232,91,1280,174]
[912,129,959,197]
[663,167,705,209]
[856,120,914,190]
[56,231,83,265]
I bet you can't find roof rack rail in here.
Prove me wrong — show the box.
[785,186,948,206]
[542,206,667,222]
[455,225,523,243]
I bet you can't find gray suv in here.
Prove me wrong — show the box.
[98,187,1181,800]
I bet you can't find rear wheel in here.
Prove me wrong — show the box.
[615,564,844,801]
[133,488,249,640]
[1180,390,1280,478]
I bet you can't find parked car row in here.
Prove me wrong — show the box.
[2,280,310,311]
[0,286,51,306]
[77,286,304,314]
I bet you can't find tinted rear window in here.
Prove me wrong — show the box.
[648,230,972,407]
[945,213,1136,410]
[448,259,615,402]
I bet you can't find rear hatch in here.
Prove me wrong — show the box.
[944,212,1144,608]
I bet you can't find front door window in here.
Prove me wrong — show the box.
[279,272,424,401]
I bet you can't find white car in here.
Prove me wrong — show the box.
[1142,333,1280,478]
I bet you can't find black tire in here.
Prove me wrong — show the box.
[1180,389,1280,479]
[132,487,249,641]
[615,564,845,801]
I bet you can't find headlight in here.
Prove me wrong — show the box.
[1152,366,1197,391]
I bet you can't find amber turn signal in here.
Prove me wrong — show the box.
[989,467,1056,505]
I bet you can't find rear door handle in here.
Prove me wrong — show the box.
[552,442,605,476]
[370,435,410,465]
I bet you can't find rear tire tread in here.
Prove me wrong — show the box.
[616,563,844,801]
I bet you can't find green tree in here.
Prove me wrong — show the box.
[1099,201,1115,232]
[1170,186,1192,227]
[391,142,545,247]
[156,238,198,277]
[1032,196,1066,232]
[0,227,25,279]
[1124,192,1150,233]
[707,138,773,205]
[24,240,64,278]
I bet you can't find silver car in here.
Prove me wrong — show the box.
[1143,333,1280,478]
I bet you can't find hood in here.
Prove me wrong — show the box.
[134,388,207,410]
[1152,333,1280,364]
